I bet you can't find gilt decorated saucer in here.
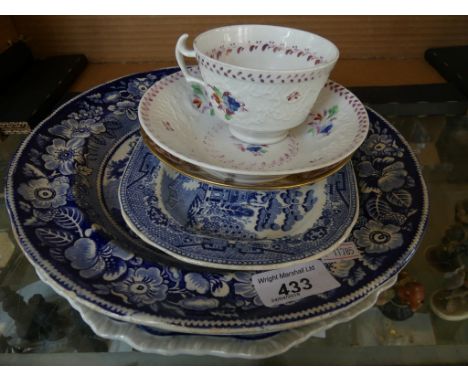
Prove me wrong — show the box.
[119,136,359,270]
[6,68,428,335]
[141,129,350,190]
[139,67,369,179]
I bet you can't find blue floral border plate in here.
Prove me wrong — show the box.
[32,266,397,358]
[118,138,358,270]
[5,68,428,334]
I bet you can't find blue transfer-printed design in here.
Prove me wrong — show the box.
[42,137,86,175]
[18,176,70,210]
[353,220,403,254]
[49,118,106,140]
[5,67,428,333]
[360,133,404,158]
[99,266,169,307]
[126,75,158,98]
[119,139,357,267]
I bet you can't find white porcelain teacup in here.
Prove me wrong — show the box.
[175,24,339,144]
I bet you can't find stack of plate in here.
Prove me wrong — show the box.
[5,67,428,358]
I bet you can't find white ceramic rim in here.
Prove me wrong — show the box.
[33,263,397,356]
[138,75,369,177]
[193,24,340,74]
[13,273,393,359]
[67,272,398,359]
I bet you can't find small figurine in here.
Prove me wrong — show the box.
[0,334,23,353]
[426,199,468,321]
[0,286,68,342]
[377,271,425,321]
[0,284,109,352]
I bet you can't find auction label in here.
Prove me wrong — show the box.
[252,260,340,307]
[321,242,361,263]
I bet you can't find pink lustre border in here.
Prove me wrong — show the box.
[196,55,331,84]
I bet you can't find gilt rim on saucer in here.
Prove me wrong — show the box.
[141,129,351,190]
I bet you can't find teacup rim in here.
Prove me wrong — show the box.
[192,24,340,74]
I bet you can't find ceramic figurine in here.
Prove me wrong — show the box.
[427,199,468,321]
[0,283,109,352]
[377,271,425,321]
[0,287,68,341]
[0,334,23,353]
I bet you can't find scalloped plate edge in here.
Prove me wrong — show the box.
[34,264,396,359]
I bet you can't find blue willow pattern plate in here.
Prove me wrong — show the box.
[5,68,428,334]
[118,139,358,270]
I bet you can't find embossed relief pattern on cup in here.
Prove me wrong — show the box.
[199,66,331,131]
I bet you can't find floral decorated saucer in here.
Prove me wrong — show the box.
[139,67,369,180]
[119,136,359,270]
[6,68,428,335]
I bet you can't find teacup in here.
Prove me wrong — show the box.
[175,24,339,144]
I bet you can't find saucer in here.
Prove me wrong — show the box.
[5,68,428,335]
[139,67,369,178]
[141,129,350,190]
[119,136,359,270]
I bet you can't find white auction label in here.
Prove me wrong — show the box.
[321,242,361,263]
[252,260,340,307]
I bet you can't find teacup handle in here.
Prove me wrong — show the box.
[175,34,205,87]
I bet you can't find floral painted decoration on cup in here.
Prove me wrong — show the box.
[209,85,247,120]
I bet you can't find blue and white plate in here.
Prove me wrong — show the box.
[5,68,428,335]
[32,266,396,358]
[119,139,359,270]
